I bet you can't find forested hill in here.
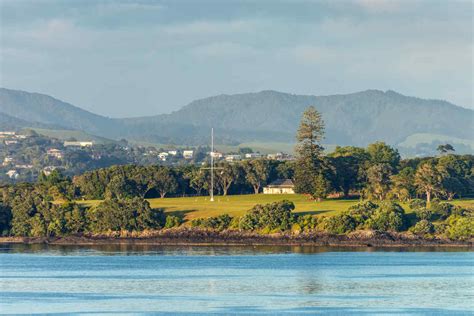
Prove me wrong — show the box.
[1,88,473,148]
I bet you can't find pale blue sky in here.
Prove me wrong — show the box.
[1,0,472,117]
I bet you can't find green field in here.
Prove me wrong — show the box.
[79,194,474,221]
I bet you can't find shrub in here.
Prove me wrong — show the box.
[239,200,295,232]
[87,197,164,233]
[415,208,433,221]
[191,214,233,231]
[409,199,426,210]
[347,201,378,227]
[430,202,454,220]
[409,220,434,236]
[323,213,356,234]
[164,215,182,229]
[445,214,474,241]
[366,201,405,232]
[295,214,318,231]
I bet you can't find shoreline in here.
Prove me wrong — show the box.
[0,229,472,248]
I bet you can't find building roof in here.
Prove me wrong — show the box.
[266,179,294,188]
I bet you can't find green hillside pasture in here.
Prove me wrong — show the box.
[79,194,474,222]
[29,128,116,144]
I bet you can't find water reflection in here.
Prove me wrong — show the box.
[0,243,471,256]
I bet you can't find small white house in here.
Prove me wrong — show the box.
[225,154,241,162]
[2,157,13,166]
[245,153,261,159]
[47,148,64,159]
[158,152,169,161]
[168,150,178,156]
[6,169,19,179]
[183,150,194,159]
[263,179,295,194]
[63,141,94,147]
[210,151,223,159]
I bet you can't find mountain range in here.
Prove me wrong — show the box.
[1,88,473,154]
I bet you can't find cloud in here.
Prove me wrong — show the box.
[192,42,260,59]
[354,0,403,13]
[164,20,260,35]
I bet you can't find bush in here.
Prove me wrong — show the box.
[87,197,164,232]
[164,215,182,229]
[239,200,295,232]
[409,199,426,210]
[415,208,433,221]
[295,214,318,231]
[366,201,405,232]
[430,202,454,220]
[409,220,434,236]
[323,214,356,234]
[191,214,233,231]
[445,214,474,240]
[347,201,378,227]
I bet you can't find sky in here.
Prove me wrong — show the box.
[0,0,472,117]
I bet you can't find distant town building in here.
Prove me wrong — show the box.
[4,140,18,145]
[245,153,261,159]
[183,150,194,159]
[0,131,16,138]
[63,141,94,147]
[168,150,178,156]
[158,152,169,161]
[47,148,64,159]
[42,166,58,176]
[15,164,33,169]
[210,151,223,159]
[263,179,295,194]
[225,154,242,162]
[6,169,19,179]
[2,157,14,166]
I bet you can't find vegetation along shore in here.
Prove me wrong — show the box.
[0,107,472,245]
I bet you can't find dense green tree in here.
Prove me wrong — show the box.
[294,106,325,194]
[216,162,240,196]
[242,159,271,194]
[149,167,178,198]
[329,146,369,197]
[365,163,393,201]
[437,144,455,155]
[415,161,445,205]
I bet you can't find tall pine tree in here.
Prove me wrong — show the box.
[294,106,326,195]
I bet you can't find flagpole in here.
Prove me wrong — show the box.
[210,127,214,202]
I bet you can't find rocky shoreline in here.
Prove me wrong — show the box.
[0,229,472,248]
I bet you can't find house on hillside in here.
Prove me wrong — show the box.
[47,148,64,159]
[245,153,261,159]
[225,154,241,162]
[263,179,295,194]
[183,150,194,159]
[6,169,19,179]
[64,141,94,147]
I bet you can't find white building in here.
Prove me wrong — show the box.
[210,151,223,159]
[225,154,242,162]
[168,150,178,156]
[4,140,18,145]
[63,141,94,147]
[158,152,169,161]
[245,153,261,159]
[43,166,57,176]
[263,179,295,194]
[6,170,19,179]
[2,157,13,166]
[183,150,194,159]
[0,131,16,138]
[47,148,64,159]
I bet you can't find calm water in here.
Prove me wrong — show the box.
[0,244,473,315]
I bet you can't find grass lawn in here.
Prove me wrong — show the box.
[79,194,474,221]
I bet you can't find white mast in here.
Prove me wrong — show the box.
[210,127,214,202]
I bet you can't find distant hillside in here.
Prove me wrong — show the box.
[1,88,473,151]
